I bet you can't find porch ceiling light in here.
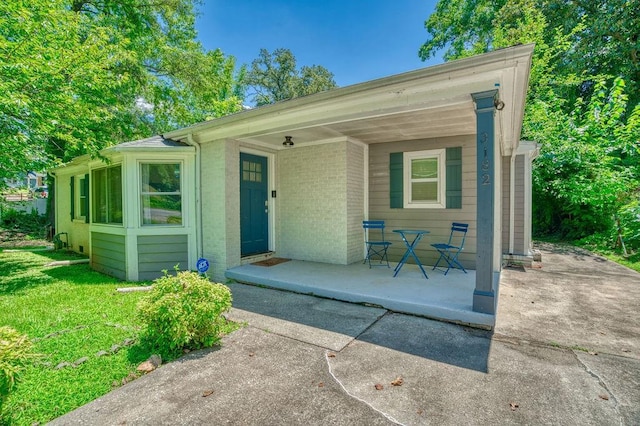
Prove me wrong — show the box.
[282,136,294,147]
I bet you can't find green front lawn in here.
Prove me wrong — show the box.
[1,249,154,425]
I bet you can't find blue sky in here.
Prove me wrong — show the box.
[195,0,442,88]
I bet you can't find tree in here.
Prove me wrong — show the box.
[419,0,640,246]
[245,48,337,106]
[0,0,245,182]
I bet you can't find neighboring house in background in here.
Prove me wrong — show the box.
[52,44,535,315]
[4,171,46,190]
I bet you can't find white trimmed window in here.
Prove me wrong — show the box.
[403,149,446,208]
[140,163,182,226]
[92,165,123,224]
[73,174,88,221]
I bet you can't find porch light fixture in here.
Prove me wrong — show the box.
[282,136,294,147]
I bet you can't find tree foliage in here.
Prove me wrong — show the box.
[420,0,640,248]
[245,48,337,106]
[0,0,245,181]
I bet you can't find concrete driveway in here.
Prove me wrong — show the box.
[50,244,640,425]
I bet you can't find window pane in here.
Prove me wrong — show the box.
[79,177,87,217]
[412,182,438,201]
[411,158,437,179]
[92,165,122,224]
[142,164,180,193]
[92,168,106,223]
[142,195,182,225]
[108,166,123,224]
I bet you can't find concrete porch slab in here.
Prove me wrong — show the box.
[225,260,495,328]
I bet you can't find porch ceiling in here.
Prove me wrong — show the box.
[235,101,478,147]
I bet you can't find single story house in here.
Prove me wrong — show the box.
[52,44,535,316]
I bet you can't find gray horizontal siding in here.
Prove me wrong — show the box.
[368,135,477,269]
[137,234,189,281]
[91,232,126,280]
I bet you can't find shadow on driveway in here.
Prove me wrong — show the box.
[229,282,492,373]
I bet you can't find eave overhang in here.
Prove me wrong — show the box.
[165,44,534,155]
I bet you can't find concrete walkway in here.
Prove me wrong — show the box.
[50,244,640,425]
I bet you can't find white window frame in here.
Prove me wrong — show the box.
[140,161,183,226]
[92,164,123,225]
[403,149,446,209]
[73,174,87,221]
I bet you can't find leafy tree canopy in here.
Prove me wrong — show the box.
[0,0,245,181]
[245,48,337,106]
[420,0,640,245]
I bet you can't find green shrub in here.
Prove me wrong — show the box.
[0,326,36,415]
[618,200,640,252]
[137,270,232,357]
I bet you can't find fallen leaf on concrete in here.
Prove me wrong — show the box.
[510,402,519,411]
[318,382,324,388]
[327,352,336,358]
[202,390,214,397]
[374,384,384,390]
[391,377,403,386]
[599,394,609,401]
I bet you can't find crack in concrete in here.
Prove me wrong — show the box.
[495,332,625,425]
[323,350,404,426]
[571,350,621,411]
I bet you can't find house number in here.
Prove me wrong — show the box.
[480,132,491,185]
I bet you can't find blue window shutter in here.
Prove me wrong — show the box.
[446,147,462,208]
[389,152,403,208]
[70,177,75,220]
[84,173,90,223]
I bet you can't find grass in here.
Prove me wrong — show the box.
[535,235,640,273]
[572,237,640,273]
[0,249,237,425]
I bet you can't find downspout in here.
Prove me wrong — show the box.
[509,149,516,255]
[184,134,203,260]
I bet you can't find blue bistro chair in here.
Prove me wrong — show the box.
[362,220,392,268]
[431,222,469,275]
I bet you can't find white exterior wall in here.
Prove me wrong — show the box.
[346,141,366,263]
[200,139,240,281]
[276,141,353,264]
[53,168,91,255]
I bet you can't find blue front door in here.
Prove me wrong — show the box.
[240,153,269,256]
